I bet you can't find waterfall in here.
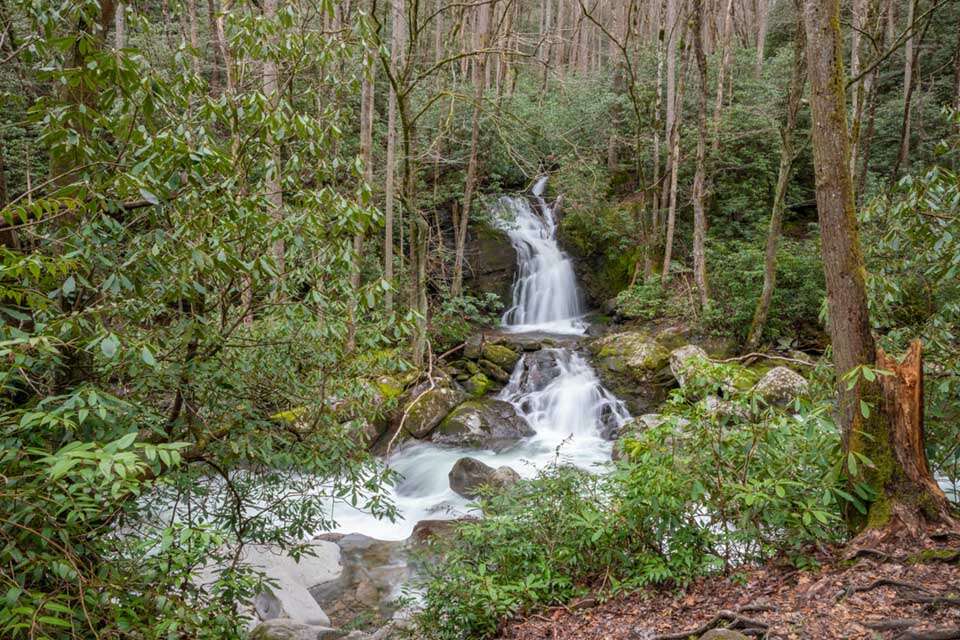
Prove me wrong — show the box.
[499,178,585,334]
[330,178,629,540]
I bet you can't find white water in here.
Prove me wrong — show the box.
[500,177,586,335]
[330,177,629,540]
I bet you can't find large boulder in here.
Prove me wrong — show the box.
[481,343,521,371]
[432,398,534,451]
[590,331,672,414]
[463,222,517,303]
[249,619,340,640]
[752,366,809,405]
[669,344,710,387]
[448,457,520,498]
[399,386,468,439]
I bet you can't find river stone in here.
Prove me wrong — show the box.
[464,372,494,397]
[309,534,410,629]
[752,366,809,405]
[242,541,340,627]
[432,398,534,451]
[249,619,341,640]
[589,332,672,414]
[478,358,511,383]
[481,343,520,370]
[448,457,520,498]
[669,344,710,387]
[515,349,562,391]
[400,386,468,438]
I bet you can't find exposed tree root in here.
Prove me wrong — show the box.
[650,608,769,640]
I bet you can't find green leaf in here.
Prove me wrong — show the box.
[141,346,157,367]
[101,334,120,359]
[139,188,160,205]
[860,400,870,419]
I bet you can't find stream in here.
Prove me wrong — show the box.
[331,178,630,540]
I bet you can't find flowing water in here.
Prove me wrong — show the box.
[331,178,629,540]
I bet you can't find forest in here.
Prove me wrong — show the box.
[1,0,959,638]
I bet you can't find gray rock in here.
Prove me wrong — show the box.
[249,619,341,640]
[463,222,517,303]
[309,534,410,630]
[590,332,672,414]
[399,386,468,439]
[448,457,520,498]
[478,358,512,383]
[432,398,534,451]
[752,366,809,405]
[669,344,710,387]
[243,542,341,627]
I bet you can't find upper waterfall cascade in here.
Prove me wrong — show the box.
[500,177,586,334]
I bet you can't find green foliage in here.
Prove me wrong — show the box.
[614,280,666,320]
[417,363,851,639]
[0,3,402,637]
[862,130,960,493]
[704,238,826,345]
[430,293,503,352]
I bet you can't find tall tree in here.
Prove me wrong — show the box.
[691,0,710,308]
[262,0,284,272]
[802,0,953,532]
[747,1,806,350]
[384,0,404,312]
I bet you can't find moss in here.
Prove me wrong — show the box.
[907,549,960,565]
[270,406,307,423]
[481,343,520,370]
[376,376,406,400]
[464,372,493,397]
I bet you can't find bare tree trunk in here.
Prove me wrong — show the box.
[712,0,734,152]
[262,0,284,274]
[115,1,125,48]
[747,4,806,350]
[665,0,679,145]
[691,0,710,308]
[185,0,199,73]
[802,0,953,533]
[892,0,917,182]
[384,0,405,312]
[754,0,767,76]
[349,51,376,351]
[661,39,689,285]
[451,1,490,297]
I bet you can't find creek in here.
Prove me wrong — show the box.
[331,178,630,540]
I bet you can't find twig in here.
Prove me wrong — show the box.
[718,352,815,367]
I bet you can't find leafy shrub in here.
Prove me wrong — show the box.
[416,363,852,639]
[614,280,666,320]
[704,238,825,345]
[430,293,503,351]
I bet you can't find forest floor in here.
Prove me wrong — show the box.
[500,533,960,640]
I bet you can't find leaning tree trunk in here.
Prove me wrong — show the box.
[802,0,953,534]
[746,2,806,350]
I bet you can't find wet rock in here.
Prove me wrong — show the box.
[752,366,809,405]
[240,541,340,627]
[669,345,710,387]
[589,331,672,414]
[432,398,534,451]
[409,519,459,545]
[249,619,341,640]
[448,457,520,498]
[309,534,411,630]
[478,358,512,383]
[516,350,562,391]
[400,387,468,439]
[463,222,517,303]
[481,343,521,370]
[463,372,494,397]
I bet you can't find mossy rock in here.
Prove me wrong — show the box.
[481,343,520,371]
[402,387,468,438]
[433,398,534,452]
[464,372,494,397]
[589,331,672,414]
[479,359,511,383]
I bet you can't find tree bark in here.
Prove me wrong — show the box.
[384,0,405,312]
[712,0,734,152]
[262,0,284,273]
[754,0,767,76]
[451,2,490,297]
[891,0,917,182]
[661,38,689,285]
[747,4,806,350]
[802,0,953,533]
[691,0,710,309]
